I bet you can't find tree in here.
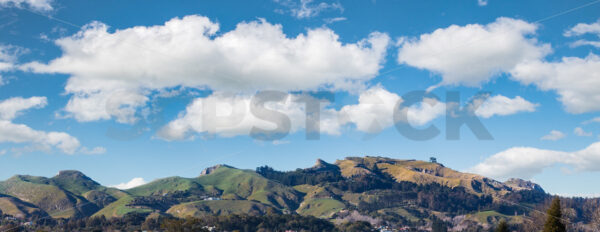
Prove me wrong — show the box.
[543,197,566,232]
[495,220,509,232]
[432,218,447,232]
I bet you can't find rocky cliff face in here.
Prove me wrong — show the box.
[200,164,232,176]
[504,178,545,192]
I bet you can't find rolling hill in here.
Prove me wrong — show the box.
[0,156,597,231]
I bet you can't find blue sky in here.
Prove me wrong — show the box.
[0,0,600,195]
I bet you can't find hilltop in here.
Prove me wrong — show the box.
[0,156,597,231]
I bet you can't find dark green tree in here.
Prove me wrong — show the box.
[543,197,566,232]
[495,220,509,232]
[432,218,447,232]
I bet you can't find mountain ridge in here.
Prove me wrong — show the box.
[2,156,597,231]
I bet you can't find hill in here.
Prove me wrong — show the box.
[0,156,598,231]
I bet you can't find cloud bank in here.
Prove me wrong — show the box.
[0,97,104,154]
[23,15,390,123]
[398,17,550,88]
[470,142,600,179]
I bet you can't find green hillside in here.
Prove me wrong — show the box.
[128,176,204,196]
[166,200,278,217]
[2,156,595,231]
[0,194,47,219]
[296,198,345,217]
[92,195,152,218]
[49,170,102,195]
[195,166,302,209]
[0,175,96,218]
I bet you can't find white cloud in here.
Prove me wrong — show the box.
[338,90,534,134]
[397,17,550,88]
[472,95,538,118]
[511,54,600,114]
[469,147,566,179]
[324,17,347,24]
[158,87,451,140]
[157,92,341,140]
[569,40,600,48]
[470,142,600,179]
[583,117,600,124]
[564,19,600,48]
[0,0,53,11]
[541,130,566,141]
[23,15,389,123]
[0,97,104,154]
[339,87,446,133]
[338,87,402,133]
[0,96,47,120]
[275,0,343,19]
[565,19,600,36]
[0,44,22,73]
[0,44,28,87]
[111,177,147,190]
[0,120,81,154]
[574,127,592,137]
[477,0,488,6]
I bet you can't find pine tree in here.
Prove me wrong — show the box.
[543,197,566,232]
[495,220,509,232]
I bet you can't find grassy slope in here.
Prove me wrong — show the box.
[92,195,151,218]
[49,170,102,195]
[97,166,302,218]
[0,194,46,218]
[0,176,83,218]
[195,166,301,210]
[167,200,277,217]
[468,210,524,224]
[296,198,345,217]
[127,177,203,196]
[337,157,512,196]
[0,173,125,219]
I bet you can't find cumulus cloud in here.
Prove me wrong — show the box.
[157,92,340,140]
[157,88,538,140]
[469,147,566,179]
[470,142,600,179]
[574,127,592,137]
[0,44,23,72]
[23,15,389,123]
[397,17,550,88]
[0,44,28,86]
[511,54,600,114]
[158,86,460,140]
[158,87,453,140]
[339,87,446,133]
[111,177,147,190]
[0,97,104,154]
[396,17,600,115]
[541,130,566,141]
[0,0,53,11]
[275,0,343,19]
[471,94,538,118]
[477,0,488,6]
[564,19,600,48]
[0,96,47,120]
